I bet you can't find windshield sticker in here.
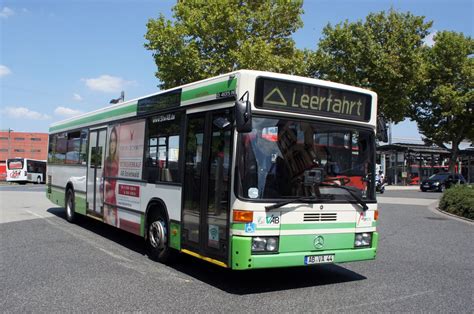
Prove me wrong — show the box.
[245,223,256,233]
[248,187,259,199]
[208,224,219,249]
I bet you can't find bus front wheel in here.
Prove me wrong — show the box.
[146,210,175,263]
[65,189,76,223]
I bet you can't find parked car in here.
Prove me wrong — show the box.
[420,173,466,192]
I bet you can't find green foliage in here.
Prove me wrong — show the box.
[410,31,474,171]
[311,9,432,123]
[439,185,474,220]
[145,0,308,89]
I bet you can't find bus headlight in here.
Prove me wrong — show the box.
[354,232,372,248]
[252,237,279,253]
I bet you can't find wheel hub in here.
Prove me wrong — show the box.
[149,220,167,249]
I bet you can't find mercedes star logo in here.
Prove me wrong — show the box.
[313,235,324,249]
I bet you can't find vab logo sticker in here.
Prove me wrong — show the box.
[313,235,324,249]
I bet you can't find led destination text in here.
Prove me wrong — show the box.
[256,78,371,122]
[290,90,363,116]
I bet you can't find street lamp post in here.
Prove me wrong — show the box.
[7,128,13,160]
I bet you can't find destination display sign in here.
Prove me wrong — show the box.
[137,89,181,115]
[255,78,371,122]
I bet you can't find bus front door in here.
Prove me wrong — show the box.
[86,128,107,218]
[182,109,233,265]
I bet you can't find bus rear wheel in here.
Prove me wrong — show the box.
[146,210,175,263]
[36,177,41,184]
[65,189,76,223]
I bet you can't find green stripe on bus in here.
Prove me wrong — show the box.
[169,221,181,250]
[49,103,137,132]
[47,188,65,207]
[75,194,86,215]
[232,223,245,231]
[140,214,145,238]
[181,78,237,102]
[280,223,355,230]
[231,236,253,270]
[279,233,354,253]
[231,232,378,269]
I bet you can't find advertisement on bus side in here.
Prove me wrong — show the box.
[104,120,145,234]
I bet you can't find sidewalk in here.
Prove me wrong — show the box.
[385,185,420,191]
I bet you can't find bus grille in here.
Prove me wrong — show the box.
[303,213,337,222]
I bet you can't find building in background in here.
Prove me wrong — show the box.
[377,143,474,185]
[0,131,48,181]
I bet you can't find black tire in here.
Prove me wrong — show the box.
[421,188,426,192]
[438,184,445,193]
[65,189,76,223]
[146,209,176,264]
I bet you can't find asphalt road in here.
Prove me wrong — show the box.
[1,186,473,312]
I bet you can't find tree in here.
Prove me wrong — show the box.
[410,31,474,172]
[310,9,432,123]
[145,0,309,89]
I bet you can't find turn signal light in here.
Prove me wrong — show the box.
[374,210,379,221]
[233,210,253,223]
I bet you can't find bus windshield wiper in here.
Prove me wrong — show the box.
[319,183,369,211]
[265,194,335,211]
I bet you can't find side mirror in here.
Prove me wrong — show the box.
[377,116,388,142]
[235,100,252,133]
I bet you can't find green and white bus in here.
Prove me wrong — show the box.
[46,70,385,270]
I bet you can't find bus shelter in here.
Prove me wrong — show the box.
[377,143,454,185]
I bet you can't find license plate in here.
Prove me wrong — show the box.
[304,254,335,265]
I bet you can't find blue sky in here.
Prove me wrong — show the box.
[1,0,472,143]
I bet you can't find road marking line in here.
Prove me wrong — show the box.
[25,210,45,219]
[99,247,133,263]
[377,197,438,206]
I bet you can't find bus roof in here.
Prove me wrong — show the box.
[49,70,377,133]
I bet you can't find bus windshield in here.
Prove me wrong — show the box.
[7,159,24,170]
[237,116,375,201]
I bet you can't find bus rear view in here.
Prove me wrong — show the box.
[7,158,46,184]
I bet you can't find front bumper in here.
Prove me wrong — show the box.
[420,184,439,191]
[231,232,378,270]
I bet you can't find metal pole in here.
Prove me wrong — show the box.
[388,122,392,145]
[7,128,12,160]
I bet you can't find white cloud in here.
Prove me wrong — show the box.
[54,106,82,117]
[0,7,14,18]
[423,31,437,47]
[73,93,83,101]
[0,65,12,77]
[2,107,50,120]
[82,75,135,93]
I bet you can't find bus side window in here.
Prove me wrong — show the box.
[145,112,182,184]
[80,129,89,165]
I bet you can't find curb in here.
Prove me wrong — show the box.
[428,200,474,225]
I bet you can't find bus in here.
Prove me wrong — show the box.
[46,70,385,270]
[7,158,46,184]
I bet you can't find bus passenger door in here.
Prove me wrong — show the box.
[182,109,233,265]
[86,128,107,217]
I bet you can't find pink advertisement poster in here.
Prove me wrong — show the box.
[118,120,145,179]
[104,120,145,232]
